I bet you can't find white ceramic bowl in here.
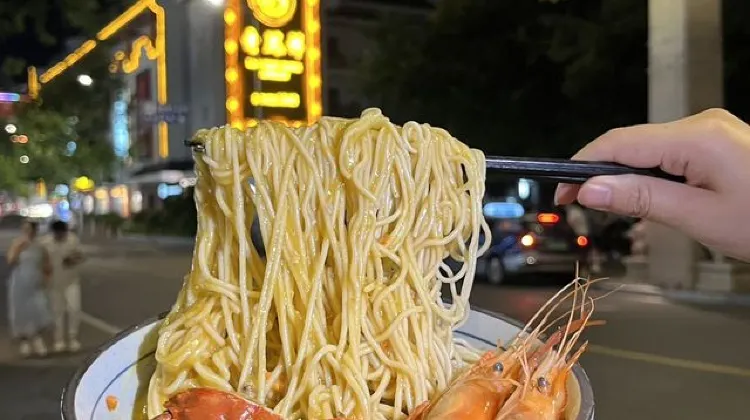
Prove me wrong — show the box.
[61,308,595,420]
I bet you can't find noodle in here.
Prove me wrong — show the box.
[146,108,491,419]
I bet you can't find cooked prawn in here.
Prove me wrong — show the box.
[407,278,603,420]
[496,279,597,420]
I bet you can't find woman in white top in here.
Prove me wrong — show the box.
[6,220,52,357]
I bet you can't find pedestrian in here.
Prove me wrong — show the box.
[42,220,84,352]
[6,219,52,357]
[555,108,750,262]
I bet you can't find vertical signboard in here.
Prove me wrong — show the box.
[224,0,322,128]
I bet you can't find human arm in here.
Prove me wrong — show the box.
[554,108,750,261]
[6,237,29,266]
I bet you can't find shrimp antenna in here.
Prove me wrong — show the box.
[512,279,582,348]
[513,274,606,348]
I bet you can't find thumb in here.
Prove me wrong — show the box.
[576,175,719,229]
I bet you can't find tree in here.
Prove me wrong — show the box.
[0,0,127,85]
[35,46,124,182]
[361,0,648,158]
[0,1,127,193]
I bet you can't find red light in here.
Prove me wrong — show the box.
[577,236,589,247]
[537,213,560,224]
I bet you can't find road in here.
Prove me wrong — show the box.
[0,232,747,419]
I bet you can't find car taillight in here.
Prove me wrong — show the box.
[537,213,560,224]
[577,236,589,247]
[520,234,535,247]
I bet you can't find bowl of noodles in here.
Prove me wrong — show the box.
[62,308,594,420]
[61,109,596,420]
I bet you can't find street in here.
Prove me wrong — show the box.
[0,232,748,419]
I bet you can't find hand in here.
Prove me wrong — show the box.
[554,108,750,261]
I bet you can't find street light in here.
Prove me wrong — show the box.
[4,123,16,134]
[77,74,93,87]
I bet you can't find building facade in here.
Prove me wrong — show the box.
[28,0,436,215]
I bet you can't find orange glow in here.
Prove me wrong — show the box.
[224,9,237,25]
[537,213,560,224]
[27,67,39,99]
[225,0,244,124]
[520,234,535,247]
[303,0,322,123]
[577,236,589,247]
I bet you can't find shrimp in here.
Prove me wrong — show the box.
[406,345,526,420]
[150,388,283,420]
[496,280,598,420]
[408,279,603,420]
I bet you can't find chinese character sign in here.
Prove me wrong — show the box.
[224,0,322,128]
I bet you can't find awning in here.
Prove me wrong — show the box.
[127,160,195,184]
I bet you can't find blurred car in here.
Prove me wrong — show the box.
[477,212,589,285]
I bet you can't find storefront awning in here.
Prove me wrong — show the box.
[128,160,195,184]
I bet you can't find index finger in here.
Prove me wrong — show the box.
[555,109,740,205]
[572,109,741,181]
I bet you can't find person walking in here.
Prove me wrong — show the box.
[42,220,85,352]
[6,220,52,357]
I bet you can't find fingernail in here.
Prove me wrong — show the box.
[578,182,612,209]
[553,184,572,205]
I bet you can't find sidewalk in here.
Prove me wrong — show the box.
[596,279,750,306]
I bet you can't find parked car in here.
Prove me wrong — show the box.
[477,212,590,284]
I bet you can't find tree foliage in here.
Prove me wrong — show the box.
[361,0,648,157]
[0,1,127,193]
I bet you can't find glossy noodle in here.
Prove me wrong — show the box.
[146,108,491,419]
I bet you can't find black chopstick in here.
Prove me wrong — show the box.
[486,156,686,184]
[184,141,685,185]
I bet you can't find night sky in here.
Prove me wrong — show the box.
[0,0,121,87]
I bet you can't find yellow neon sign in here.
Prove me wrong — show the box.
[225,0,322,126]
[28,67,39,99]
[120,35,160,74]
[248,0,297,28]
[226,0,244,129]
[244,57,303,82]
[303,0,322,121]
[28,0,170,158]
[261,29,287,58]
[39,40,96,83]
[240,26,262,56]
[250,91,300,108]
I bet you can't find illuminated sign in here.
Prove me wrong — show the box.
[112,91,130,158]
[483,202,525,219]
[27,0,169,158]
[0,92,21,102]
[225,0,322,128]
